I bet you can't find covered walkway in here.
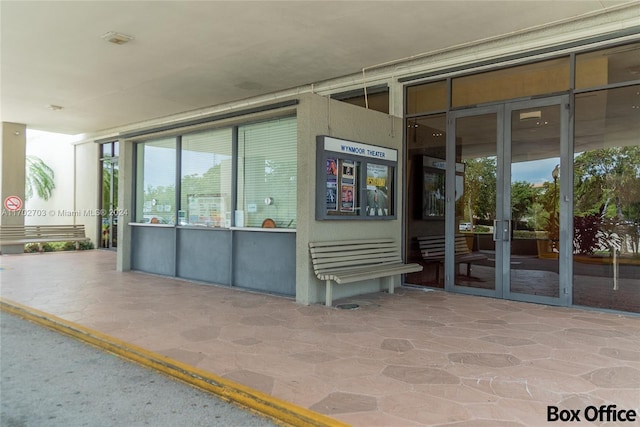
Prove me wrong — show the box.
[1,250,638,426]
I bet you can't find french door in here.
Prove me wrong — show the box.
[446,96,570,305]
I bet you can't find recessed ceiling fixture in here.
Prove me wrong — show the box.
[47,104,63,111]
[101,31,134,45]
[628,66,640,75]
[519,110,542,121]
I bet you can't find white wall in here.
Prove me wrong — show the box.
[24,130,75,226]
[23,130,100,248]
[74,141,100,247]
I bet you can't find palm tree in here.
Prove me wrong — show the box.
[25,155,55,200]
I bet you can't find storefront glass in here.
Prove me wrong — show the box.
[573,84,640,312]
[405,41,639,313]
[180,128,232,227]
[135,137,176,225]
[236,116,297,228]
[405,114,447,287]
[451,57,569,108]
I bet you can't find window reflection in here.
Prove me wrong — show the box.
[574,85,640,312]
[136,138,176,225]
[180,129,232,227]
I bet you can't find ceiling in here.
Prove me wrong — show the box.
[0,1,635,136]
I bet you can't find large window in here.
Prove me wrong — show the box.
[180,129,232,227]
[406,80,447,115]
[236,117,297,228]
[135,137,176,224]
[452,57,570,108]
[573,84,640,312]
[134,116,297,229]
[576,43,640,89]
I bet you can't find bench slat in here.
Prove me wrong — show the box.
[315,254,401,268]
[314,257,403,273]
[311,248,399,261]
[310,242,397,254]
[319,263,424,284]
[309,238,394,248]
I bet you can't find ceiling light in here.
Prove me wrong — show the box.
[101,31,134,45]
[47,104,63,111]
[519,110,542,121]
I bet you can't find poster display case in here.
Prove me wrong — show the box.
[316,136,397,220]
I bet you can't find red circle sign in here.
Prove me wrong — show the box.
[4,195,23,211]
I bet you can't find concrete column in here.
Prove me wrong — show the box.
[1,122,27,253]
[116,139,132,271]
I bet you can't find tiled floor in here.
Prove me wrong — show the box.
[1,250,639,426]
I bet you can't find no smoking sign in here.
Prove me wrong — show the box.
[4,195,23,211]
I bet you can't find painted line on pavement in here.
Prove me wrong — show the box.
[0,298,350,427]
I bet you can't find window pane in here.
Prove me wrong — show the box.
[452,57,569,107]
[135,137,176,224]
[406,80,447,114]
[573,85,640,313]
[405,114,447,287]
[338,91,389,114]
[180,128,232,227]
[237,117,297,228]
[101,143,113,158]
[576,42,640,89]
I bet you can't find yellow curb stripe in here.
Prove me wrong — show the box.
[0,298,350,427]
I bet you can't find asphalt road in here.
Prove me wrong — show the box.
[0,312,278,427]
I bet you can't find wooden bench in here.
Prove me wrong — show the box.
[309,238,423,306]
[0,225,89,251]
[416,235,488,282]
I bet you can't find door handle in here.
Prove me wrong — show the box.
[493,220,499,241]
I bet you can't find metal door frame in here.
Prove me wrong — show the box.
[446,95,571,306]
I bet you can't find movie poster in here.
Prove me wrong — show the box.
[340,160,356,212]
[366,163,390,216]
[326,158,338,211]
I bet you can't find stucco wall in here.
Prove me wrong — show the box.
[73,141,100,246]
[296,93,404,305]
[24,131,75,227]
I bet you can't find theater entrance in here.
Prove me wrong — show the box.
[406,96,570,306]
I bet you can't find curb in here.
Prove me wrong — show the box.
[0,298,350,427]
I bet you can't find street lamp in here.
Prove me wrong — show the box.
[550,164,560,251]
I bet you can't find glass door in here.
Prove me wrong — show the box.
[100,142,119,249]
[448,106,501,298]
[505,97,569,305]
[447,96,569,305]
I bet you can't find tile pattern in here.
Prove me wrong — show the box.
[1,251,639,426]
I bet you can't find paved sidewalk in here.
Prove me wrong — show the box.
[1,250,639,426]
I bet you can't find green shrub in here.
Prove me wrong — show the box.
[24,243,40,253]
[23,240,94,253]
[62,241,77,251]
[78,240,94,250]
